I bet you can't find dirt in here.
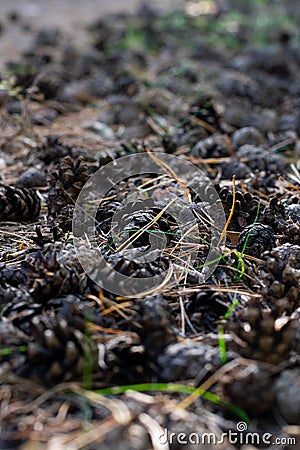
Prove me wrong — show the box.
[0,1,300,449]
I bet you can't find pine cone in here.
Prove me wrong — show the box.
[47,156,89,219]
[189,95,223,133]
[192,134,230,159]
[22,242,88,301]
[55,204,75,233]
[261,196,286,231]
[186,289,233,332]
[133,295,176,359]
[1,301,42,334]
[37,135,71,165]
[105,250,168,278]
[0,283,33,309]
[236,223,276,257]
[216,185,261,231]
[19,314,88,384]
[103,333,155,384]
[236,144,289,174]
[157,341,235,381]
[261,243,300,312]
[285,203,300,223]
[0,264,32,307]
[262,196,300,246]
[228,303,295,364]
[217,361,277,416]
[0,184,40,222]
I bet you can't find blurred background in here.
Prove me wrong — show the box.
[0,0,298,69]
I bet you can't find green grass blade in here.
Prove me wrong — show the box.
[218,325,227,364]
[0,345,27,356]
[234,202,261,281]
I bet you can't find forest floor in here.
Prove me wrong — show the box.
[0,1,300,449]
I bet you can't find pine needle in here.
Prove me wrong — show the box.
[218,175,236,246]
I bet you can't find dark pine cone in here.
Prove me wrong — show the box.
[261,243,300,313]
[105,250,169,279]
[217,361,277,416]
[189,95,223,133]
[285,203,300,223]
[192,134,231,159]
[112,200,171,249]
[0,312,88,385]
[185,289,233,332]
[37,135,71,165]
[21,242,88,301]
[162,96,223,152]
[1,294,102,335]
[0,183,40,222]
[133,295,176,359]
[228,302,295,364]
[262,196,300,246]
[19,314,88,384]
[216,185,261,231]
[0,264,32,307]
[103,333,157,385]
[1,301,42,335]
[96,199,122,235]
[47,156,89,224]
[261,196,286,231]
[0,283,33,308]
[236,223,275,257]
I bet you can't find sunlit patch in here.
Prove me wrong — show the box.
[185,0,217,17]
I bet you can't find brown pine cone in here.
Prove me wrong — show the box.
[19,314,88,384]
[47,156,89,219]
[228,302,295,364]
[0,183,40,222]
[22,242,88,301]
[216,185,260,231]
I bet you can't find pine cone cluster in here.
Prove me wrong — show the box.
[0,183,40,223]
[47,157,89,230]
[0,293,120,385]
